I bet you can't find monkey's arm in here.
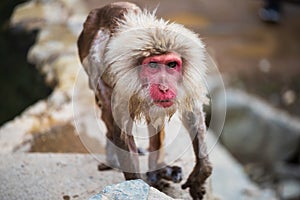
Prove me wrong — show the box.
[182,109,212,200]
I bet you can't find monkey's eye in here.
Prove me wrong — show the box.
[148,62,159,68]
[167,61,178,68]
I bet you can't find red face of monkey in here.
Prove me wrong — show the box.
[139,52,182,108]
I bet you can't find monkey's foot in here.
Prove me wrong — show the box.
[146,165,183,187]
[160,165,183,183]
[137,147,147,156]
[97,163,113,171]
[146,171,169,190]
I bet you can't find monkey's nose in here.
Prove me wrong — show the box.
[159,84,169,93]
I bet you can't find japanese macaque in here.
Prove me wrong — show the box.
[77,2,212,199]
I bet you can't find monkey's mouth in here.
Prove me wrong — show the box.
[154,99,174,108]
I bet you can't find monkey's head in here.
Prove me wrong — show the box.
[78,8,206,120]
[139,52,182,108]
[102,10,208,119]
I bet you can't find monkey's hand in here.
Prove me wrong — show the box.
[146,165,183,191]
[181,162,212,200]
[160,165,182,183]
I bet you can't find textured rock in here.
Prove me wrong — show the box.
[148,187,177,200]
[217,89,300,164]
[88,180,176,200]
[207,134,276,200]
[10,0,86,31]
[0,154,124,200]
[279,179,300,200]
[89,180,150,200]
[0,144,277,200]
[0,0,93,154]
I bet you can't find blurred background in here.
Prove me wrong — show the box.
[0,0,299,199]
[0,0,52,125]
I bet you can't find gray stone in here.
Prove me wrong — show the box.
[88,180,175,200]
[207,134,277,200]
[279,179,300,199]
[90,180,149,200]
[27,25,78,67]
[0,154,123,200]
[0,0,92,155]
[217,89,300,164]
[10,0,87,31]
[148,187,177,200]
[0,140,278,200]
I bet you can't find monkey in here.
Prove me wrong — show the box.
[77,2,212,199]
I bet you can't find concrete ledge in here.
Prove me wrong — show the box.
[0,134,277,200]
[0,153,123,200]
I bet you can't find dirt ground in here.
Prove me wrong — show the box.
[83,0,300,116]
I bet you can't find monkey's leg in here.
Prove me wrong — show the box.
[113,120,141,180]
[181,109,212,200]
[148,124,165,171]
[147,124,165,185]
[96,93,119,170]
[147,125,182,188]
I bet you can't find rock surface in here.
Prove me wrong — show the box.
[279,179,300,200]
[0,133,277,200]
[217,89,300,164]
[0,0,104,154]
[89,180,150,200]
[88,180,175,200]
[0,154,123,200]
